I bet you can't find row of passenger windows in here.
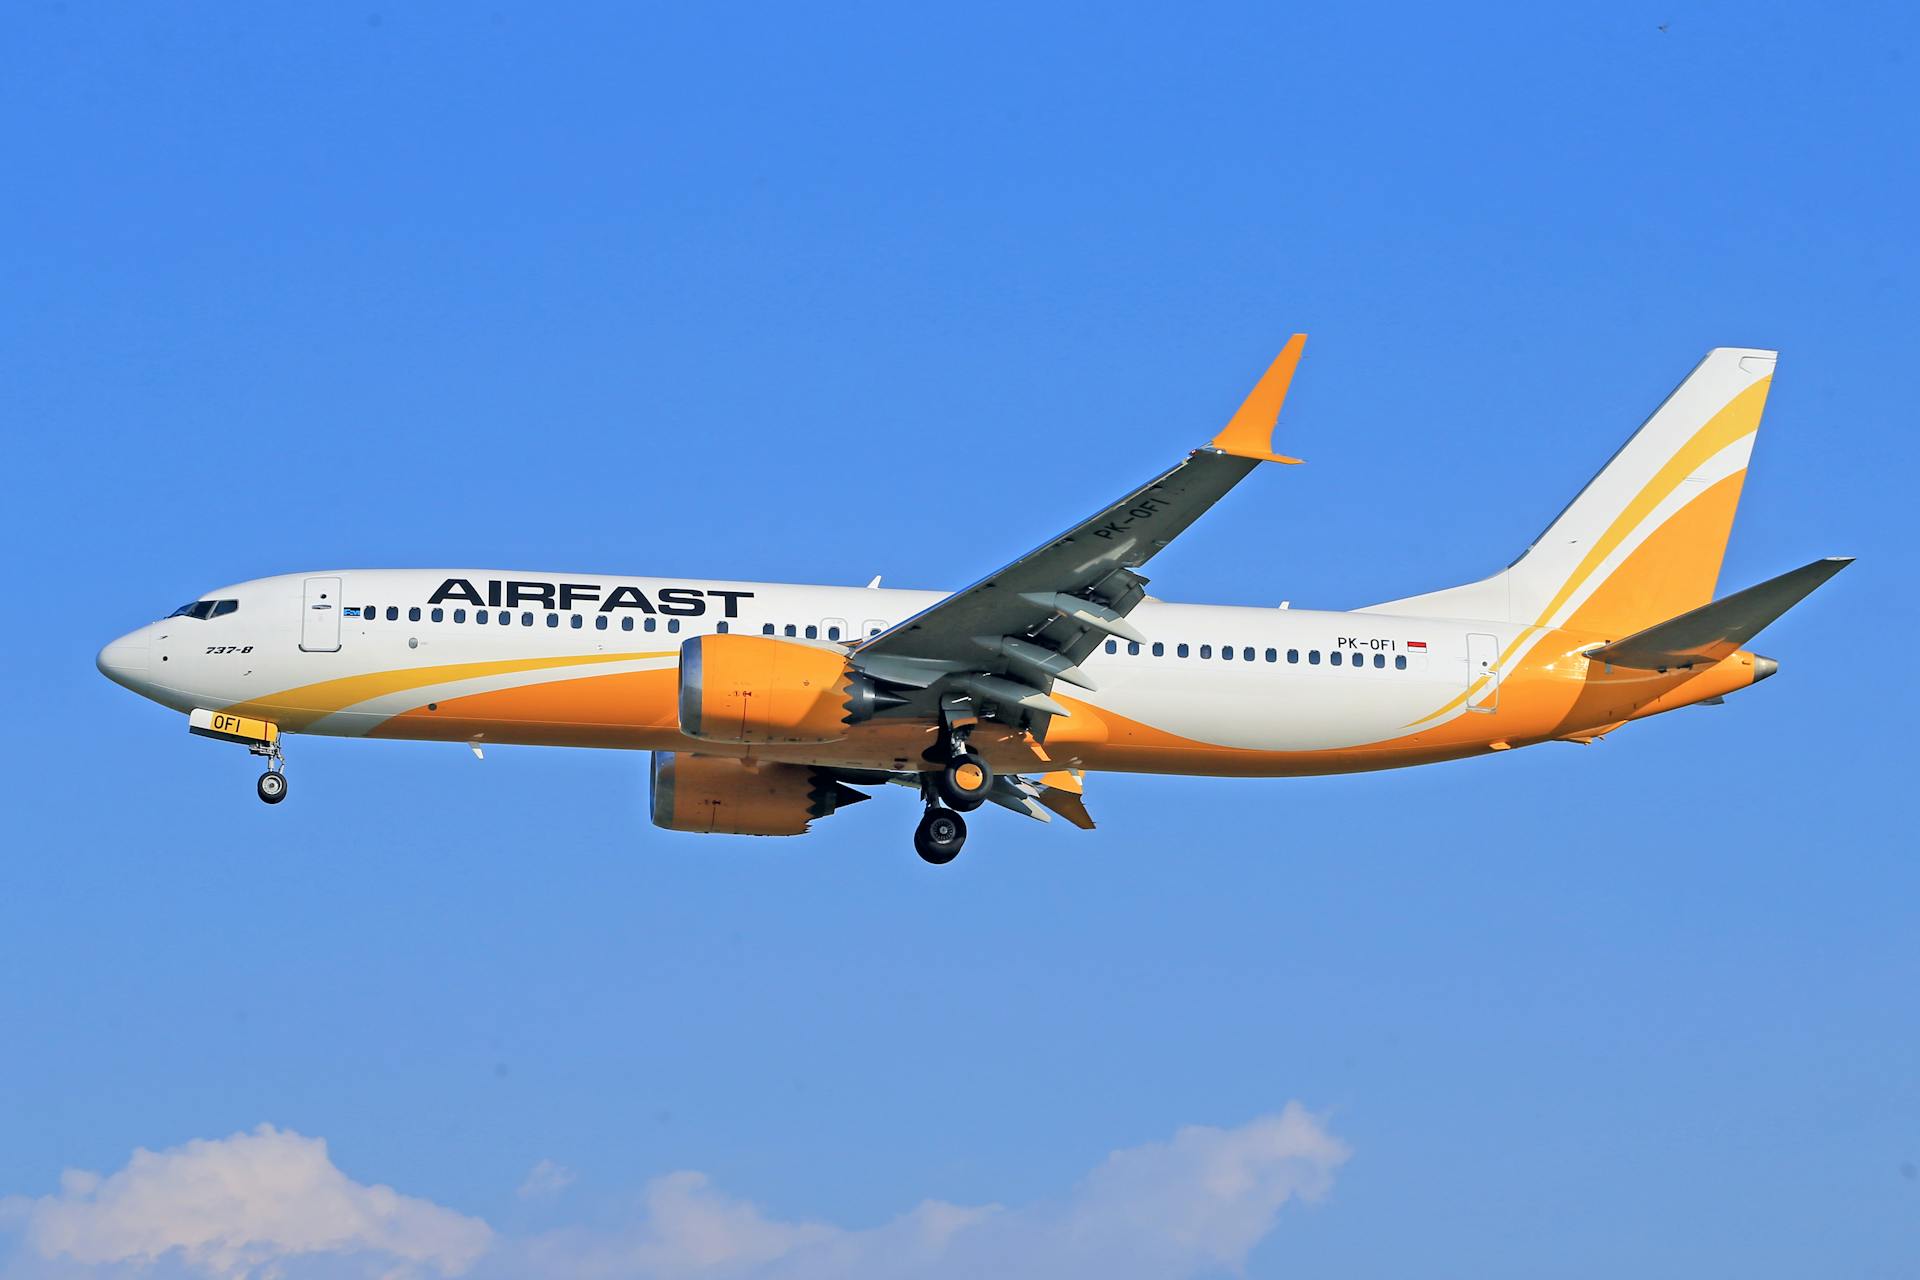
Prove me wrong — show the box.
[360,605,696,633]
[1102,638,1413,670]
[356,608,888,641]
[755,622,882,640]
[353,605,1409,670]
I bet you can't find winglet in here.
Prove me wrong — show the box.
[1208,335,1307,464]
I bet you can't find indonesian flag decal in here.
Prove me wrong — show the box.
[1407,640,1428,651]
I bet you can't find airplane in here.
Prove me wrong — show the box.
[96,339,1848,864]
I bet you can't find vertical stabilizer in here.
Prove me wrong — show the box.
[1364,348,1776,634]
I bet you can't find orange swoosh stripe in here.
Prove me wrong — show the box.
[222,651,677,730]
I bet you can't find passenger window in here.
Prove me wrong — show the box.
[522,612,534,626]
[668,619,680,633]
[645,618,658,633]
[408,607,421,622]
[570,614,583,629]
[827,625,840,640]
[1200,644,1213,659]
[1395,654,1407,670]
[362,604,375,620]
[386,606,399,621]
[1330,650,1341,665]
[498,611,509,624]
[1308,650,1320,665]
[718,621,730,634]
[1105,639,1118,654]
[762,623,775,635]
[1152,642,1165,657]
[805,625,818,639]
[1265,648,1277,663]
[1243,647,1255,662]
[476,610,489,625]
[595,615,609,630]
[453,609,466,623]
[784,624,797,637]
[431,608,444,622]
[1127,642,1141,655]
[546,614,559,628]
[1222,645,1234,660]
[1373,652,1385,668]
[621,617,634,632]
[1177,643,1190,658]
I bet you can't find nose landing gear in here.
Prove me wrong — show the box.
[252,741,287,805]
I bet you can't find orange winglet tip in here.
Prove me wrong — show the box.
[1208,334,1306,464]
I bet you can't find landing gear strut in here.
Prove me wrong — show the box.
[253,741,287,805]
[929,695,993,813]
[914,697,987,862]
[914,806,967,864]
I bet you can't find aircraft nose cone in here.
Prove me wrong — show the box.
[96,633,150,689]
[1752,654,1779,683]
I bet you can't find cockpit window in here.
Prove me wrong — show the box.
[166,599,238,620]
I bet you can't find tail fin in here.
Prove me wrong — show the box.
[1365,347,1776,634]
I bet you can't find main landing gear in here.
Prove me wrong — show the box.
[932,749,993,812]
[914,806,967,865]
[914,715,992,864]
[253,741,288,805]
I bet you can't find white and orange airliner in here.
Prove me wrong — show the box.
[97,339,1846,862]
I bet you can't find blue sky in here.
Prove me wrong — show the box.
[2,2,1914,1276]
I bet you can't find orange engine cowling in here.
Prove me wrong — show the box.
[649,752,866,836]
[678,633,897,745]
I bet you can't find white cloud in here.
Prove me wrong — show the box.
[502,1102,1348,1280]
[514,1161,576,1202]
[1,1106,1347,1280]
[11,1125,491,1279]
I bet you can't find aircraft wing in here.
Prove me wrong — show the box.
[851,336,1306,730]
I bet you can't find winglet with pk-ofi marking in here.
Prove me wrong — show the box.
[1207,334,1307,464]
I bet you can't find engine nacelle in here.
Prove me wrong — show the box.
[678,634,898,745]
[649,752,864,836]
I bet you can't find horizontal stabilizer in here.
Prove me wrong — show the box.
[1585,556,1851,670]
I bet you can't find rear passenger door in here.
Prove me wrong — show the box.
[1466,632,1499,712]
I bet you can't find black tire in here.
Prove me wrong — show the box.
[257,771,287,805]
[913,806,967,865]
[934,752,993,812]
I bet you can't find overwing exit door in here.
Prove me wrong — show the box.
[300,576,342,653]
